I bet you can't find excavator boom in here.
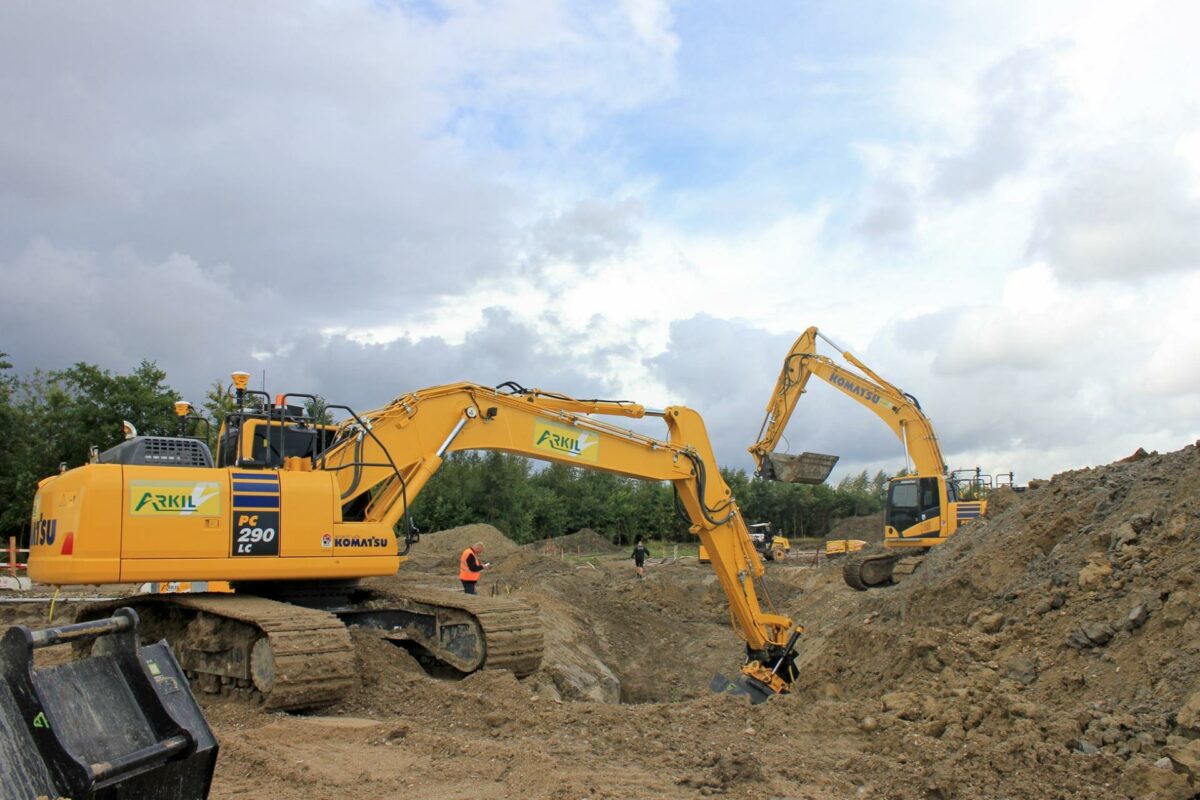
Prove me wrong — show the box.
[750,326,945,481]
[319,382,795,660]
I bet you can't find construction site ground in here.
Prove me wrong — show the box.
[3,441,1200,798]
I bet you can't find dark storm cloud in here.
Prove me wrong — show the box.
[0,240,258,383]
[0,239,621,418]
[291,307,625,412]
[521,198,643,272]
[1029,149,1200,283]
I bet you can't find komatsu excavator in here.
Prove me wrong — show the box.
[749,326,989,590]
[27,374,802,709]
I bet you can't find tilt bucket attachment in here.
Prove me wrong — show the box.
[0,607,218,799]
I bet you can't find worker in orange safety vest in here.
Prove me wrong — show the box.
[459,542,490,595]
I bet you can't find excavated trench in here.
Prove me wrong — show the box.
[364,522,814,706]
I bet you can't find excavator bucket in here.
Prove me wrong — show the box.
[709,672,774,704]
[0,608,218,800]
[762,451,839,484]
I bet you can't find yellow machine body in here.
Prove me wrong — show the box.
[28,464,400,586]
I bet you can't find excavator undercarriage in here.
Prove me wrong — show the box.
[841,548,927,590]
[77,584,544,712]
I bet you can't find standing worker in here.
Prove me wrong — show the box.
[631,537,651,579]
[459,542,490,595]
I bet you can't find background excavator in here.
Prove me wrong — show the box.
[749,326,999,590]
[26,372,804,710]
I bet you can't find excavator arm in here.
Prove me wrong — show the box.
[319,382,800,699]
[749,326,946,481]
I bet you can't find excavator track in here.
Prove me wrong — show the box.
[76,586,543,711]
[842,550,927,591]
[359,586,543,677]
[77,594,356,712]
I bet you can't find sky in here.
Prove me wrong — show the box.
[1,0,1198,483]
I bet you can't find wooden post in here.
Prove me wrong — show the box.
[7,536,16,577]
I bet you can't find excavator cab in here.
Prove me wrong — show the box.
[885,476,942,534]
[215,405,336,469]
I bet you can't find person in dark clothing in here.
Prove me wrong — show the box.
[459,542,490,594]
[631,537,651,578]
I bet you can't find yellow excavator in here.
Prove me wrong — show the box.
[28,373,802,707]
[749,326,989,590]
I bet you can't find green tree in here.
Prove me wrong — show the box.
[0,360,183,539]
[304,395,334,425]
[0,353,32,536]
[201,380,237,451]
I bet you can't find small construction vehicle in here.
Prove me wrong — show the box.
[29,375,806,705]
[699,522,789,563]
[748,522,790,561]
[749,326,1002,590]
[0,608,218,799]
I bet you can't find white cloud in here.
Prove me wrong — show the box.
[1029,149,1200,283]
[1,0,1198,488]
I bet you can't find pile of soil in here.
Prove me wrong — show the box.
[411,523,520,558]
[524,527,623,554]
[7,442,1200,798]
[778,441,1200,798]
[827,511,884,543]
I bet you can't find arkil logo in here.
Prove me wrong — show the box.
[532,421,599,462]
[130,481,221,517]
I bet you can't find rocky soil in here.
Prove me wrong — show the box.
[3,442,1199,798]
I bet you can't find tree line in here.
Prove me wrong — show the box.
[0,357,888,544]
[409,452,888,544]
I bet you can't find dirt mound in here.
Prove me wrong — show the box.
[827,511,883,542]
[781,441,1200,798]
[414,523,519,557]
[524,527,623,554]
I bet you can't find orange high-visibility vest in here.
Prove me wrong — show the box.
[459,548,481,582]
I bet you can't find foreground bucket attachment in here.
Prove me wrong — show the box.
[0,608,218,800]
[762,452,839,484]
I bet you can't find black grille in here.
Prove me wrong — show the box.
[98,436,214,468]
[142,437,210,466]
